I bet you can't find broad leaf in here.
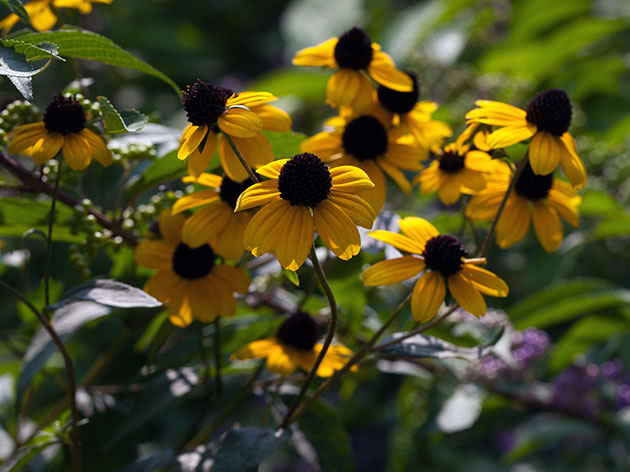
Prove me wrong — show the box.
[377,333,494,361]
[0,0,29,23]
[51,279,162,310]
[9,28,180,96]
[97,96,147,134]
[212,427,289,472]
[0,441,60,472]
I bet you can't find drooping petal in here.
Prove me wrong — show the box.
[218,107,262,138]
[177,125,207,160]
[379,158,412,194]
[255,159,289,179]
[368,50,413,91]
[529,131,562,176]
[292,38,338,68]
[250,104,292,131]
[496,195,531,248]
[361,256,425,286]
[532,200,563,252]
[219,133,273,181]
[243,198,293,258]
[265,346,298,375]
[159,208,186,246]
[235,180,281,211]
[300,131,343,160]
[328,191,376,228]
[31,134,64,164]
[186,130,218,177]
[368,230,425,255]
[326,69,373,110]
[212,211,251,261]
[448,272,486,317]
[135,240,174,270]
[62,132,92,170]
[465,101,527,125]
[232,339,279,360]
[464,150,494,172]
[465,189,505,221]
[212,263,250,294]
[7,123,47,154]
[172,190,220,214]
[460,264,509,297]
[183,172,223,188]
[181,202,232,247]
[547,184,580,227]
[313,199,361,260]
[81,129,112,166]
[418,164,444,195]
[559,133,587,190]
[438,176,462,205]
[398,217,440,248]
[329,165,375,192]
[274,204,314,270]
[357,161,386,215]
[411,271,446,322]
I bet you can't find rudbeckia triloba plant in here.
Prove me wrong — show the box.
[178,79,291,180]
[232,311,355,377]
[362,217,509,321]
[0,4,607,466]
[135,209,250,327]
[293,26,413,110]
[8,95,112,171]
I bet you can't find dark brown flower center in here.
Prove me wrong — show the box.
[172,242,215,279]
[342,115,388,161]
[183,80,234,127]
[514,161,553,200]
[438,151,465,174]
[334,27,373,70]
[219,174,257,208]
[276,311,318,351]
[278,153,332,207]
[423,235,467,276]
[377,71,419,114]
[43,95,85,135]
[525,89,572,137]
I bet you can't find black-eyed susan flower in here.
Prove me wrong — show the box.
[135,209,250,327]
[465,89,586,189]
[231,311,355,377]
[234,153,376,270]
[466,161,581,252]
[292,26,413,110]
[0,0,111,34]
[301,111,422,214]
[375,71,452,149]
[178,80,291,181]
[172,172,258,261]
[417,138,495,205]
[7,95,112,171]
[362,217,508,321]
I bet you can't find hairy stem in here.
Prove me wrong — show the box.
[279,247,338,429]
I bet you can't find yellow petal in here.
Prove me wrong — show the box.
[219,133,273,181]
[368,230,425,255]
[465,100,527,125]
[486,125,536,149]
[251,104,292,132]
[496,195,530,248]
[232,339,279,360]
[559,133,586,190]
[532,200,563,252]
[460,264,508,297]
[177,125,207,160]
[326,69,373,110]
[135,240,174,270]
[158,208,186,246]
[464,150,494,172]
[361,256,425,286]
[61,133,91,170]
[172,190,220,214]
[312,199,361,260]
[368,50,413,91]
[212,210,251,261]
[292,38,338,67]
[529,131,562,176]
[227,91,276,108]
[243,198,292,258]
[357,160,387,215]
[438,177,462,205]
[330,165,375,192]
[31,133,64,164]
[7,123,47,154]
[29,3,57,31]
[448,272,486,318]
[181,202,232,247]
[206,272,238,318]
[212,264,250,294]
[328,191,376,228]
[547,185,580,227]
[398,217,439,248]
[300,132,343,160]
[265,346,298,375]
[256,159,289,179]
[218,107,262,138]
[186,130,218,177]
[234,180,280,211]
[183,172,223,188]
[81,129,112,167]
[411,271,446,322]
[274,204,314,271]
[418,164,444,195]
[465,189,505,221]
[379,158,412,194]
[385,142,425,171]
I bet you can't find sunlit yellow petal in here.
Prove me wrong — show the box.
[250,104,292,131]
[300,132,343,160]
[326,69,373,110]
[460,264,508,297]
[486,125,536,148]
[232,339,279,360]
[398,217,440,248]
[357,160,386,215]
[292,38,338,68]
[219,133,273,181]
[368,230,425,255]
[31,133,64,164]
[255,159,289,179]
[275,205,314,270]
[368,50,413,91]
[181,202,232,247]
[218,107,262,138]
[81,129,112,167]
[227,91,276,108]
[448,272,486,318]
[61,133,92,170]
[329,165,374,192]
[243,198,292,258]
[186,130,218,177]
[529,131,562,176]
[313,199,361,260]
[235,180,281,211]
[361,256,425,286]
[178,125,207,160]
[559,133,587,189]
[183,172,223,188]
[328,191,376,228]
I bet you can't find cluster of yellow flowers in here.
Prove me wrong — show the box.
[5,26,585,378]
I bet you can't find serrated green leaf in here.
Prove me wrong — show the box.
[97,96,147,134]
[0,0,29,23]
[0,44,54,77]
[1,39,63,62]
[9,28,180,97]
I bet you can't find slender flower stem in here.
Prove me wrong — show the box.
[279,247,338,430]
[44,161,62,309]
[223,134,260,184]
[478,154,529,257]
[0,280,81,472]
[213,318,223,397]
[286,293,411,426]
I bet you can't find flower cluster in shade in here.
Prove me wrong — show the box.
[0,0,112,34]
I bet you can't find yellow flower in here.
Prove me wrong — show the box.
[362,217,508,321]
[231,311,355,377]
[417,139,495,205]
[0,0,111,34]
[301,110,423,214]
[7,95,111,171]
[172,172,258,261]
[135,208,250,327]
[375,71,452,149]
[466,160,581,252]
[292,26,412,110]
[177,80,291,181]
[234,153,376,270]
[465,89,586,189]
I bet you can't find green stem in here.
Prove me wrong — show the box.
[478,154,529,257]
[287,293,411,426]
[0,280,81,472]
[223,134,260,183]
[214,318,223,397]
[279,247,338,430]
[44,162,62,309]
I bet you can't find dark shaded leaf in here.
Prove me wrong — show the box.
[212,427,289,472]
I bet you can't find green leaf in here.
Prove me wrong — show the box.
[250,69,328,104]
[0,44,54,77]
[283,269,299,287]
[594,214,630,239]
[512,290,630,330]
[96,96,147,134]
[549,316,630,371]
[579,190,623,216]
[0,0,29,23]
[120,451,175,472]
[0,441,60,472]
[1,39,63,62]
[263,130,307,158]
[17,280,161,400]
[124,149,187,199]
[9,28,180,97]
[298,401,355,472]
[212,427,289,472]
